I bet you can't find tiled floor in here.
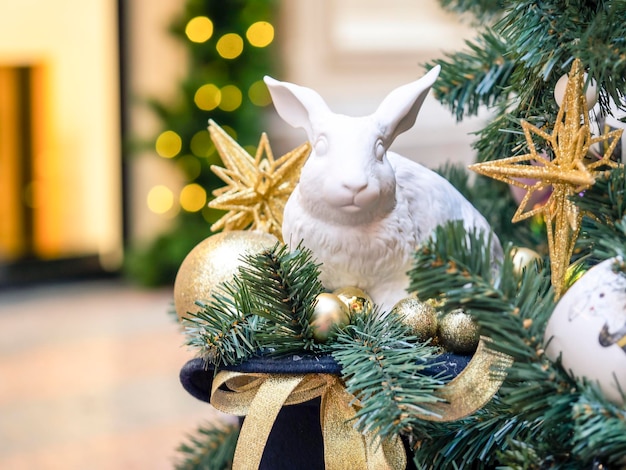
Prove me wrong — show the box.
[0,279,232,470]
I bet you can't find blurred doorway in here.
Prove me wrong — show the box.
[0,1,123,286]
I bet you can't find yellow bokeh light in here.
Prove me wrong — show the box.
[186,16,214,43]
[177,155,202,180]
[194,83,221,111]
[246,21,274,48]
[222,125,238,141]
[180,183,207,212]
[147,185,174,214]
[219,85,242,112]
[216,33,244,59]
[248,80,272,106]
[190,130,215,157]
[155,131,182,158]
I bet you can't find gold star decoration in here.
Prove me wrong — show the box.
[470,59,623,299]
[208,119,311,241]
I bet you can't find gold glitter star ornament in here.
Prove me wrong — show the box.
[470,59,623,298]
[208,119,311,241]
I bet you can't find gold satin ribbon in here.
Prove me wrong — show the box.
[417,337,513,422]
[210,337,511,469]
[210,371,406,470]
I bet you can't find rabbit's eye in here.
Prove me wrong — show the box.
[375,139,385,161]
[314,136,328,156]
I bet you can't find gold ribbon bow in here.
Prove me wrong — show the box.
[210,371,407,470]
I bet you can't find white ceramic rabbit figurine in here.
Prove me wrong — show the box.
[264,66,501,312]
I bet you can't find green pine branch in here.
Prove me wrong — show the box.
[406,218,626,466]
[576,167,626,263]
[331,310,446,440]
[429,29,515,121]
[437,0,505,21]
[572,388,626,467]
[183,243,326,364]
[176,422,239,470]
[237,242,326,355]
[183,282,263,367]
[429,0,626,169]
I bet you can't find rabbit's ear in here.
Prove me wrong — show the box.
[375,65,441,144]
[264,76,330,139]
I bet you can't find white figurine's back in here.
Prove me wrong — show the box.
[265,67,500,311]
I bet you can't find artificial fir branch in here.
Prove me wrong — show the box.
[407,221,500,304]
[238,242,325,354]
[406,220,626,467]
[183,283,263,367]
[184,243,326,364]
[576,167,626,263]
[412,399,529,468]
[175,422,239,470]
[430,0,626,166]
[572,388,626,467]
[429,29,514,121]
[331,310,446,440]
[437,0,505,21]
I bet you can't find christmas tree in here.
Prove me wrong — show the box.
[173,1,626,468]
[125,0,278,286]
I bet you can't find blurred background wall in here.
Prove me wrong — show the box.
[0,0,485,288]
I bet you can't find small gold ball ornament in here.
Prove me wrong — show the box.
[333,286,373,317]
[391,297,438,343]
[310,293,350,343]
[511,247,542,276]
[438,309,480,354]
[173,230,279,321]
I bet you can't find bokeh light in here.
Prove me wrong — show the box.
[202,206,223,224]
[246,21,274,47]
[219,85,242,111]
[176,155,202,181]
[194,83,221,111]
[190,130,215,157]
[155,131,182,158]
[180,183,207,212]
[248,80,272,106]
[222,125,238,141]
[186,16,214,43]
[147,185,174,214]
[216,33,244,59]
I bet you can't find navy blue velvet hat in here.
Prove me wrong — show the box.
[179,353,470,470]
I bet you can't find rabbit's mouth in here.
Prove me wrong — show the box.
[341,204,361,213]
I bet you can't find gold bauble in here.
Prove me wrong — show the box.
[310,293,350,343]
[333,286,373,317]
[391,297,438,343]
[511,247,542,276]
[438,309,480,354]
[173,230,279,321]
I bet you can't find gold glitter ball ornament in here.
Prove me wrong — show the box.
[391,297,438,343]
[310,293,350,343]
[173,230,279,322]
[333,286,373,317]
[511,247,543,276]
[438,309,480,354]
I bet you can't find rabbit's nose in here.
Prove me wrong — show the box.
[341,178,368,194]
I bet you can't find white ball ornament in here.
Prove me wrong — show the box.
[554,71,598,109]
[544,257,626,405]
